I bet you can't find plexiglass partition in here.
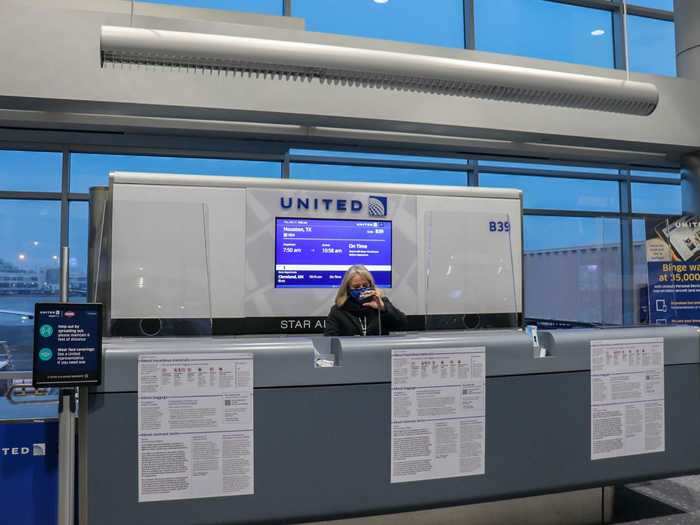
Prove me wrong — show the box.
[424,210,519,331]
[109,200,213,336]
[523,216,622,327]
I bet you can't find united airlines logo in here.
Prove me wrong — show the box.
[0,443,46,457]
[279,194,388,217]
[368,196,388,217]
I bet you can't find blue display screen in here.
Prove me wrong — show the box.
[275,217,392,288]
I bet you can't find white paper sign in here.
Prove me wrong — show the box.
[138,353,254,502]
[391,347,486,483]
[591,338,664,461]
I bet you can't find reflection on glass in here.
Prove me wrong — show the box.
[425,211,517,322]
[111,201,212,320]
[631,183,681,214]
[70,154,282,193]
[291,163,467,186]
[628,15,676,76]
[475,0,614,68]
[524,216,622,325]
[293,0,465,48]
[69,202,89,302]
[0,150,62,192]
[144,0,283,15]
[0,379,59,420]
[480,173,619,212]
[0,200,60,372]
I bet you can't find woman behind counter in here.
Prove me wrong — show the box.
[324,265,407,336]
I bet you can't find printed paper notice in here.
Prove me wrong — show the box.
[138,353,254,502]
[591,338,664,460]
[391,347,486,483]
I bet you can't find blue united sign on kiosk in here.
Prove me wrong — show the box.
[32,303,103,387]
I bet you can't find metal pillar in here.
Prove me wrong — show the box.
[58,389,76,525]
[675,0,700,81]
[58,245,77,525]
[682,154,700,215]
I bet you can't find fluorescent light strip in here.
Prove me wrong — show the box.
[100,26,659,116]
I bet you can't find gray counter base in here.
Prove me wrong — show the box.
[85,366,700,525]
[305,487,614,525]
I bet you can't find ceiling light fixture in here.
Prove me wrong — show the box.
[100,26,659,116]
[591,29,606,36]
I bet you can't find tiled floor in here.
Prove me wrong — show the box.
[615,476,700,524]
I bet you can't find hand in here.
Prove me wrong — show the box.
[363,289,384,310]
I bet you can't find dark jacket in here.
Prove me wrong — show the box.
[324,297,407,336]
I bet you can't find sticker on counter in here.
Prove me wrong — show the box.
[138,353,254,502]
[391,347,486,483]
[591,338,664,460]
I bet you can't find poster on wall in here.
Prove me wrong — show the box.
[645,215,700,325]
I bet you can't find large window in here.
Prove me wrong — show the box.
[290,163,468,186]
[480,173,619,212]
[68,202,89,302]
[292,0,465,48]
[0,150,61,192]
[108,0,675,79]
[70,154,281,193]
[628,15,676,76]
[631,183,682,215]
[291,149,470,185]
[0,196,61,413]
[291,149,469,165]
[0,198,60,392]
[0,200,61,313]
[524,216,622,325]
[0,143,687,352]
[474,0,614,68]
[0,151,63,406]
[479,160,617,175]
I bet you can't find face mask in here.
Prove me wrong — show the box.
[349,287,372,303]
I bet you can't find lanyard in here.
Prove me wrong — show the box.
[359,316,368,337]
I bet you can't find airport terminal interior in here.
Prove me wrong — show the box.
[2,0,700,524]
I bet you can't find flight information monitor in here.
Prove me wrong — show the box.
[275,217,392,288]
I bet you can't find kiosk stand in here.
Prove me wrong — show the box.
[32,247,103,525]
[57,387,75,525]
[58,247,75,525]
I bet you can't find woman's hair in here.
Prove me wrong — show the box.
[335,265,377,307]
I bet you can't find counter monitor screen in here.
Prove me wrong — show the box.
[275,217,392,288]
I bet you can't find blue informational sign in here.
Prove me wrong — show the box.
[0,420,58,525]
[646,216,700,326]
[33,303,103,387]
[275,217,392,288]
